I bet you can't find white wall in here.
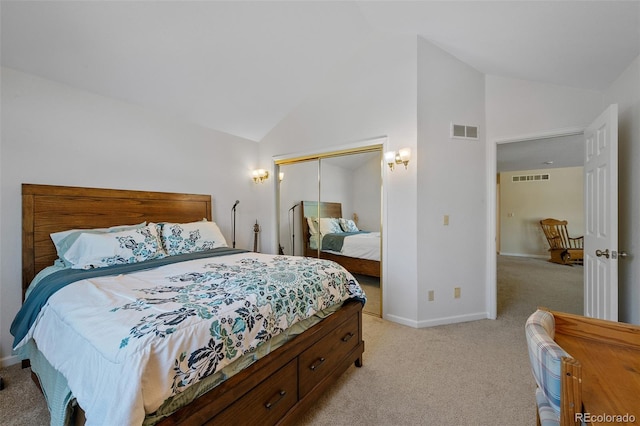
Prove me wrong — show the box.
[320,161,355,219]
[604,55,640,324]
[260,32,419,324]
[278,161,318,256]
[485,75,604,140]
[417,37,488,325]
[0,68,259,366]
[500,167,584,257]
[351,154,382,233]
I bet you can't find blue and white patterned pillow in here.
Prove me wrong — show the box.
[160,221,228,256]
[318,218,343,235]
[62,223,165,269]
[340,218,359,232]
[51,222,147,265]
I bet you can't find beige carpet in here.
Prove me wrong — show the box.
[0,255,582,425]
[297,255,583,425]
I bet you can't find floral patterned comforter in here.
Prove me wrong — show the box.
[17,252,365,426]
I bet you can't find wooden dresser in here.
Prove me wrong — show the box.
[548,309,640,425]
[158,300,364,425]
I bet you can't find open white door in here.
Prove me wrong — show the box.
[584,104,618,321]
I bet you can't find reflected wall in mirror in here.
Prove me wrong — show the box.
[278,160,318,257]
[277,149,382,317]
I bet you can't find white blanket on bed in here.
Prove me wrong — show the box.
[311,232,380,261]
[17,252,363,426]
[340,232,380,261]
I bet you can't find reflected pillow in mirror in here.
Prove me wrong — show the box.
[319,218,342,235]
[340,218,359,232]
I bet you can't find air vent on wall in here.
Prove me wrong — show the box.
[511,173,550,182]
[450,123,479,140]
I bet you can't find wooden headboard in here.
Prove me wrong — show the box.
[22,184,212,300]
[300,200,342,221]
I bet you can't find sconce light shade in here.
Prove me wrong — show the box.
[278,172,284,182]
[385,151,396,170]
[385,148,411,171]
[252,169,269,183]
[398,148,411,169]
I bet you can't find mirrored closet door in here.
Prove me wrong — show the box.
[277,147,382,317]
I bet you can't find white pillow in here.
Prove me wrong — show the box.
[307,217,319,235]
[160,221,228,256]
[340,218,359,232]
[318,218,342,235]
[51,222,147,265]
[62,223,164,269]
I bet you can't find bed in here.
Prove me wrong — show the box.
[301,201,380,278]
[13,184,365,425]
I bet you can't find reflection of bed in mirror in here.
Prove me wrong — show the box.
[301,200,380,278]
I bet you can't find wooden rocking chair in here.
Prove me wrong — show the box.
[540,218,584,265]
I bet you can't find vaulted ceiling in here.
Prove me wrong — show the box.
[2,1,639,143]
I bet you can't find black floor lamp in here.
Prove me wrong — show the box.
[289,203,299,255]
[231,200,239,248]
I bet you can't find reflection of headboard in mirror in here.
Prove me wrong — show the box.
[300,200,341,257]
[301,200,342,219]
[300,200,380,277]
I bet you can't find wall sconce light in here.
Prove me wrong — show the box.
[385,148,411,171]
[252,169,269,183]
[278,172,284,182]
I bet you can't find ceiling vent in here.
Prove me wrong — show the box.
[512,173,550,182]
[450,123,479,140]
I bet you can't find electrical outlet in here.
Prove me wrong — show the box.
[454,287,461,298]
[428,290,434,301]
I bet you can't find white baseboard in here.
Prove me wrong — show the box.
[416,311,489,328]
[383,314,419,328]
[499,252,548,259]
[1,354,20,368]
[383,311,490,329]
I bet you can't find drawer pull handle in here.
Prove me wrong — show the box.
[342,332,354,342]
[264,390,287,410]
[309,357,326,371]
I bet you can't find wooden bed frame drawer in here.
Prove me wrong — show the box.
[298,312,359,397]
[208,359,298,425]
